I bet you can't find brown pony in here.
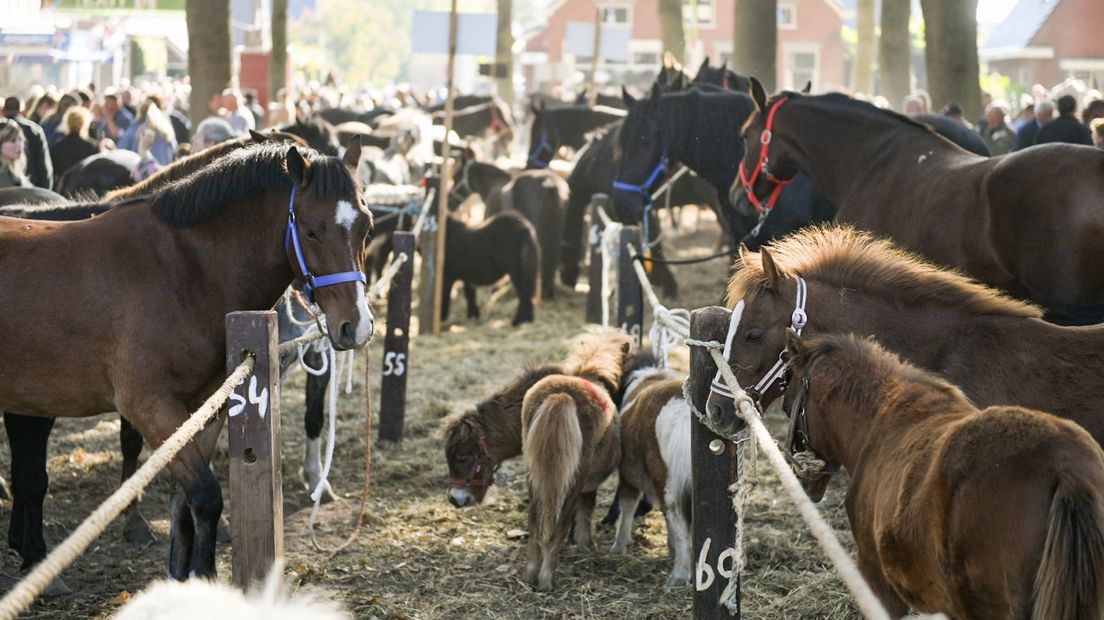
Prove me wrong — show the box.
[781,332,1104,619]
[442,364,563,508]
[0,140,372,579]
[735,79,1104,324]
[521,330,632,591]
[611,364,693,587]
[706,226,1104,454]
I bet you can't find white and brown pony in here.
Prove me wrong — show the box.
[610,363,693,587]
[521,330,633,591]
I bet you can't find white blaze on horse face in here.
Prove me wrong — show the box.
[449,487,476,507]
[354,281,374,345]
[335,199,359,231]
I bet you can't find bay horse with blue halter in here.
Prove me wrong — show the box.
[735,78,1104,324]
[0,139,372,580]
[525,102,625,170]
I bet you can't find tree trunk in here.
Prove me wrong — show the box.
[270,0,288,113]
[495,0,514,105]
[658,0,686,66]
[853,0,874,94]
[186,0,232,129]
[920,0,981,120]
[879,0,911,110]
[732,0,777,93]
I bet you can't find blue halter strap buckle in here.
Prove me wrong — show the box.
[527,128,553,169]
[284,185,367,303]
[612,154,669,251]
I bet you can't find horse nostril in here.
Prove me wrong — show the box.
[339,321,355,345]
[448,494,462,508]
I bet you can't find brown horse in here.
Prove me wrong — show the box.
[781,332,1104,619]
[735,78,1104,324]
[0,140,372,579]
[442,364,563,508]
[706,225,1104,458]
[611,364,692,587]
[522,330,632,591]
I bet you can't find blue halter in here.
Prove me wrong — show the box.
[527,128,554,169]
[612,154,669,248]
[284,185,367,303]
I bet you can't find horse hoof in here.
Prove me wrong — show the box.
[21,572,71,598]
[665,574,690,588]
[123,525,155,545]
[299,468,338,504]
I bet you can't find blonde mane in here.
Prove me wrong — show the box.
[563,329,633,392]
[727,225,1042,318]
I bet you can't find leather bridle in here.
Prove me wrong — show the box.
[738,97,792,215]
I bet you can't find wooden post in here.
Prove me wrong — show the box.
[616,225,643,346]
[585,193,609,324]
[416,213,439,335]
[378,233,414,443]
[226,311,282,589]
[688,307,740,619]
[432,0,459,336]
[587,6,603,106]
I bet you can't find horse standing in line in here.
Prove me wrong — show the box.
[0,140,372,580]
[525,102,625,169]
[277,115,341,156]
[780,332,1104,619]
[56,149,141,198]
[432,99,514,155]
[735,79,1104,324]
[521,331,632,591]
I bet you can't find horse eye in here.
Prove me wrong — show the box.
[745,328,765,344]
[305,228,319,241]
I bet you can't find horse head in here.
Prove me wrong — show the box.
[733,77,803,218]
[778,331,843,502]
[611,83,667,225]
[284,137,374,350]
[442,415,498,507]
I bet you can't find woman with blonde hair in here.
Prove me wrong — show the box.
[0,118,31,188]
[118,97,177,165]
[48,105,101,185]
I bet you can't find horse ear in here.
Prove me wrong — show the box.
[801,81,812,94]
[760,247,781,289]
[749,77,768,112]
[783,331,809,369]
[248,129,267,142]
[737,243,751,263]
[342,134,362,168]
[698,57,710,73]
[622,85,636,108]
[285,146,312,188]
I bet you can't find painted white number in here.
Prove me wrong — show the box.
[695,537,738,591]
[383,352,406,377]
[228,376,270,419]
[621,323,642,340]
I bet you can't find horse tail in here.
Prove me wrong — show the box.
[1032,472,1104,620]
[525,393,582,544]
[518,220,541,304]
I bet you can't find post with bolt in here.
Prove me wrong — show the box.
[688,306,741,619]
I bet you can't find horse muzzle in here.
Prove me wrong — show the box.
[448,487,477,508]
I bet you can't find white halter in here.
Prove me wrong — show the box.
[710,277,808,402]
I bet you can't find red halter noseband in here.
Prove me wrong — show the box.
[738,97,791,215]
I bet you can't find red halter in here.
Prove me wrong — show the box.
[448,430,499,488]
[738,97,792,215]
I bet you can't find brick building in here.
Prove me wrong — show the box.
[981,0,1104,89]
[521,0,847,96]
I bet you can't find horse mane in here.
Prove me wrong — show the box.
[104,138,251,202]
[728,225,1042,318]
[563,330,633,394]
[149,142,356,226]
[657,88,753,176]
[776,91,934,133]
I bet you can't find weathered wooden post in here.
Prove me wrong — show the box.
[617,225,643,346]
[431,0,460,337]
[585,193,609,324]
[226,311,282,589]
[416,211,439,335]
[688,306,740,619]
[378,233,414,443]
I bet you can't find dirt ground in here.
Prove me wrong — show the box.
[0,208,861,619]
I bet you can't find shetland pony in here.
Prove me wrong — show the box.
[522,330,633,591]
[610,364,693,587]
[782,332,1104,619]
[442,365,563,507]
[442,212,540,326]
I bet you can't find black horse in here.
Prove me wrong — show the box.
[0,187,68,208]
[56,150,141,198]
[278,115,341,156]
[317,106,395,128]
[525,102,625,169]
[691,57,750,93]
[449,158,567,299]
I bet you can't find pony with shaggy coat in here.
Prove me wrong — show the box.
[783,332,1104,619]
[610,365,693,587]
[522,331,632,591]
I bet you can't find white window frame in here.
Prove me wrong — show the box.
[683,0,716,30]
[782,42,820,92]
[629,39,662,70]
[601,4,632,26]
[779,3,797,30]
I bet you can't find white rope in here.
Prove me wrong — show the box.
[367,252,410,302]
[309,344,340,534]
[699,344,892,620]
[0,357,256,620]
[343,350,355,395]
[649,164,690,203]
[626,245,690,367]
[597,216,622,328]
[410,188,436,240]
[721,434,757,613]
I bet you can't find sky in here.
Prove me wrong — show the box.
[977,0,1020,24]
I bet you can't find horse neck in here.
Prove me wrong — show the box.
[469,163,510,199]
[660,95,742,191]
[775,99,956,202]
[473,397,525,460]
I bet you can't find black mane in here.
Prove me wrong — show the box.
[657,88,755,187]
[787,92,933,132]
[150,142,356,226]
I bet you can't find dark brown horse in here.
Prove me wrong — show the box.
[706,226,1104,453]
[433,99,514,147]
[735,79,1104,324]
[0,140,372,579]
[780,332,1104,619]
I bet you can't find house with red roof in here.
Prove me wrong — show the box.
[981,0,1104,89]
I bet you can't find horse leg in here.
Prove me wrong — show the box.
[3,412,70,595]
[300,347,335,503]
[119,417,153,544]
[560,193,587,287]
[509,253,538,327]
[610,483,641,554]
[572,490,596,551]
[538,494,576,592]
[439,278,454,322]
[463,283,480,320]
[664,500,693,587]
[525,487,542,588]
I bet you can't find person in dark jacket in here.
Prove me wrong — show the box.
[2,96,53,189]
[1035,95,1093,146]
[49,106,101,186]
[1014,99,1053,151]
